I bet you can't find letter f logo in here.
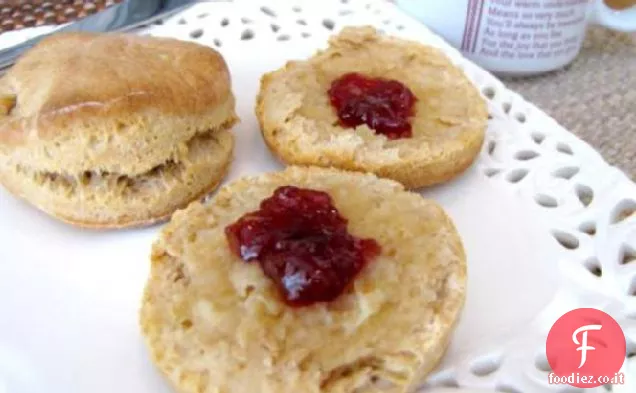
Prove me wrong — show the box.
[572,324,603,368]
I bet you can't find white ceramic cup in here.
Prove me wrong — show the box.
[394,0,636,75]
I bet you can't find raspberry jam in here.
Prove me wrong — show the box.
[225,186,381,307]
[328,72,417,139]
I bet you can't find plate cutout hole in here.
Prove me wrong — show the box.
[534,352,552,372]
[292,6,302,12]
[469,355,501,376]
[576,184,594,207]
[397,24,404,30]
[198,12,209,19]
[213,38,222,47]
[514,150,539,160]
[552,230,579,250]
[260,6,277,17]
[241,29,254,40]
[271,23,280,32]
[189,29,203,39]
[506,168,528,183]
[296,19,307,25]
[584,258,603,277]
[628,276,636,296]
[487,140,496,155]
[322,19,335,30]
[340,9,353,16]
[482,86,496,99]
[301,32,311,38]
[241,17,252,24]
[553,166,579,180]
[502,102,512,114]
[341,0,349,3]
[382,18,391,24]
[221,17,229,26]
[496,385,522,393]
[627,340,636,357]
[514,112,527,123]
[556,142,573,155]
[277,34,291,41]
[621,245,636,265]
[611,199,636,224]
[531,132,545,144]
[579,221,596,236]
[434,374,460,388]
[178,18,186,25]
[535,194,558,208]
[484,168,501,177]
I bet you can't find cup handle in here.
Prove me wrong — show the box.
[589,0,636,32]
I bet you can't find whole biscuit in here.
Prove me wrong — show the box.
[0,33,238,228]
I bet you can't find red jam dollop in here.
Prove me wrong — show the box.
[328,72,417,140]
[225,186,381,307]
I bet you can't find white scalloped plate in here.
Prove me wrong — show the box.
[1,1,635,392]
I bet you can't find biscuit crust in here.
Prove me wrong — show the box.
[0,128,234,229]
[140,166,466,393]
[256,26,487,189]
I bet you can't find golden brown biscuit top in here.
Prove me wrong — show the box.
[0,32,232,143]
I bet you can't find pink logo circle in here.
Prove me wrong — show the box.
[546,308,626,388]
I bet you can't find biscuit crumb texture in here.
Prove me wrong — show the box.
[0,33,238,228]
[256,26,487,189]
[140,166,466,393]
[0,128,234,228]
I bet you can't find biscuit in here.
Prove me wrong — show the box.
[140,166,466,393]
[0,32,238,228]
[256,26,487,189]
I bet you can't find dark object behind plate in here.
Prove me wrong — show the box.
[0,0,125,33]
